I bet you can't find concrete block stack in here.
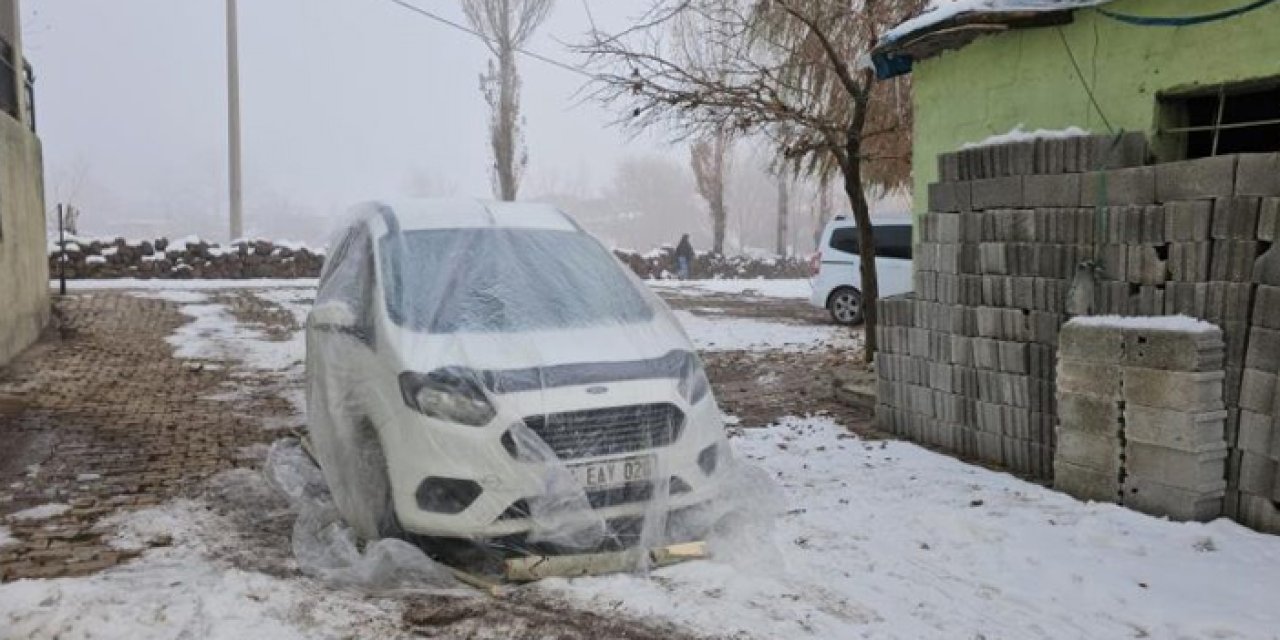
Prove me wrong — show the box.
[880,133,1151,477]
[878,143,1280,532]
[1054,317,1227,521]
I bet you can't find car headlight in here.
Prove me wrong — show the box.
[678,356,711,405]
[398,368,496,426]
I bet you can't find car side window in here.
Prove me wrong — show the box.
[829,228,859,254]
[317,226,376,346]
[875,225,913,260]
[828,225,914,259]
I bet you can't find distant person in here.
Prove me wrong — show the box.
[675,234,694,280]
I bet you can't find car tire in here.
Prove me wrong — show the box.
[354,418,402,540]
[827,287,864,325]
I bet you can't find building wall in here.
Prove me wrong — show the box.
[911,0,1280,213]
[0,108,46,366]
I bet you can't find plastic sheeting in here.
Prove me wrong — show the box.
[305,200,739,568]
[265,439,466,594]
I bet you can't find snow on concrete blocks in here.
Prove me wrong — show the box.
[1054,317,1228,520]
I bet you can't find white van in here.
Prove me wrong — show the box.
[306,199,730,547]
[808,216,915,325]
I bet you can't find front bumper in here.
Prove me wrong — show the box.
[374,380,730,539]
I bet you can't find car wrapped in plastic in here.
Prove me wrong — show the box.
[306,199,731,554]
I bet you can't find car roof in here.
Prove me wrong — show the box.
[372,198,579,233]
[827,216,914,228]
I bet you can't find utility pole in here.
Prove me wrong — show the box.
[225,0,243,241]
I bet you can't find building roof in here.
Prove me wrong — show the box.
[872,0,1114,79]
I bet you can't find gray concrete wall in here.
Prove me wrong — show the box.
[0,107,46,366]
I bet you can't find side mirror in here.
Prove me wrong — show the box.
[309,300,358,332]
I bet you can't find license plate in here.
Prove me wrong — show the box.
[570,455,655,489]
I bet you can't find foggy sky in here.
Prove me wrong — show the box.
[23,0,674,244]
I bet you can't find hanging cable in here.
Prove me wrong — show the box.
[379,0,592,78]
[1096,0,1278,27]
[1054,26,1114,135]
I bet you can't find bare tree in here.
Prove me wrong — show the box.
[579,0,920,359]
[776,171,789,256]
[461,0,554,201]
[689,128,732,255]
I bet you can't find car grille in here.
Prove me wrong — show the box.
[521,403,684,460]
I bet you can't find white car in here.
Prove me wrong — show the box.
[305,199,729,549]
[808,216,915,325]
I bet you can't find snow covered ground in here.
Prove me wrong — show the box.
[648,278,813,300]
[674,310,858,353]
[541,416,1280,639]
[8,282,1280,639]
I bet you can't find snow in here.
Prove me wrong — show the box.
[963,124,1092,149]
[0,525,15,548]
[7,503,71,521]
[1069,314,1220,333]
[541,415,1280,639]
[85,255,107,265]
[648,278,813,300]
[674,311,857,352]
[51,278,319,291]
[884,0,1112,44]
[0,501,409,639]
[100,247,118,257]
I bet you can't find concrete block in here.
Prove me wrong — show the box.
[1059,322,1123,363]
[1124,405,1227,452]
[1258,198,1280,242]
[1168,242,1211,282]
[1141,205,1166,244]
[1122,368,1224,412]
[1246,326,1280,372]
[1235,153,1280,197]
[1156,155,1237,202]
[1236,493,1280,534]
[1054,459,1120,503]
[1057,393,1122,436]
[1087,132,1148,171]
[938,152,962,183]
[1056,430,1122,473]
[972,176,1024,210]
[1024,173,1080,207]
[1164,200,1213,242]
[1122,326,1224,371]
[1253,244,1280,286]
[998,340,1029,374]
[1237,409,1275,456]
[929,181,973,213]
[1122,474,1225,522]
[1210,240,1258,282]
[976,430,1004,463]
[1126,244,1167,285]
[1237,451,1277,495]
[1081,166,1156,206]
[1126,441,1228,489]
[1239,368,1277,414]
[1056,360,1122,398]
[1254,285,1280,329]
[1212,196,1261,240]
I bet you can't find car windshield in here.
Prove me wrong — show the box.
[378,228,655,334]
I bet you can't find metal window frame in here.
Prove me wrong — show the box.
[1158,80,1280,158]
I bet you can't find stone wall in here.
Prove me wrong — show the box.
[876,133,1280,532]
[0,111,48,367]
[50,239,810,281]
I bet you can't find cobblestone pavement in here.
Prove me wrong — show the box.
[0,293,288,581]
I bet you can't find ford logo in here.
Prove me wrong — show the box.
[585,385,609,395]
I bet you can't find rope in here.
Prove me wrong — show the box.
[1054,27,1114,135]
[1096,0,1279,27]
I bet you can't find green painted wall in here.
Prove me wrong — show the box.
[911,0,1280,213]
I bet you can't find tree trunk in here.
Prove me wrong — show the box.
[814,182,830,251]
[838,98,878,363]
[494,46,519,201]
[776,174,789,257]
[712,197,726,255]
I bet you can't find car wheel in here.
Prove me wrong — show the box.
[354,418,402,540]
[827,287,864,325]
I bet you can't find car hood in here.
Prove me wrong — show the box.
[384,312,693,376]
